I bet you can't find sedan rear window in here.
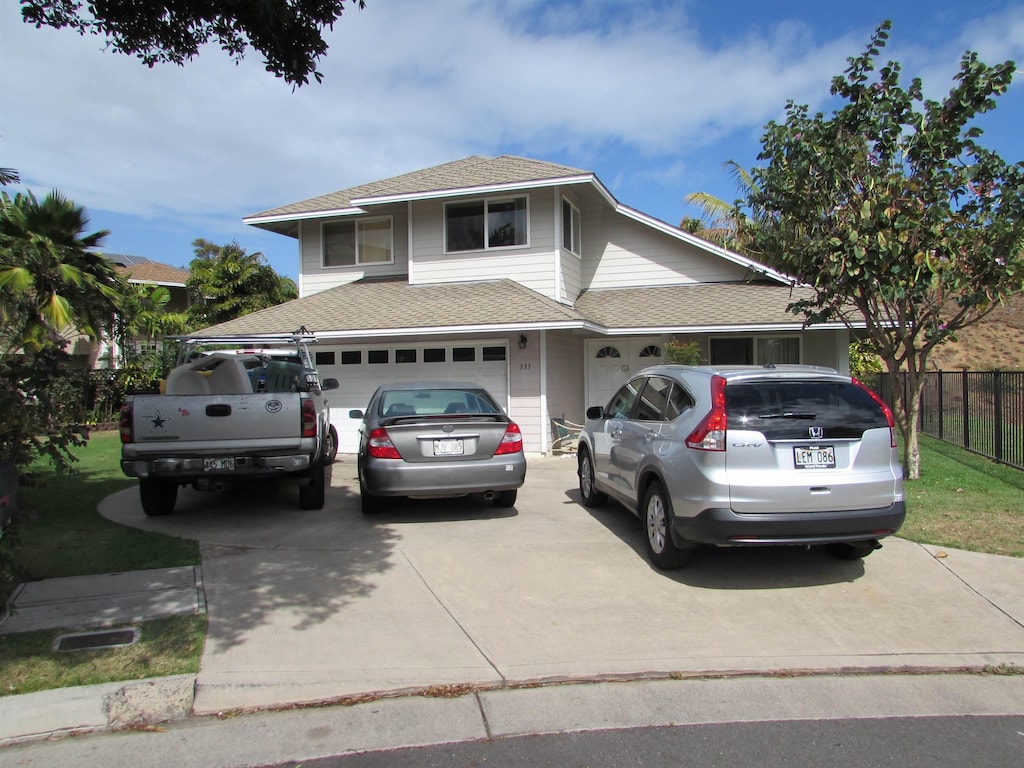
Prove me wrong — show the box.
[379,388,501,417]
[725,381,889,439]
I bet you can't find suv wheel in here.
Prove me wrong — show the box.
[826,540,880,561]
[578,448,607,507]
[643,481,694,570]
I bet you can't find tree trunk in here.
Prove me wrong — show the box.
[885,362,925,480]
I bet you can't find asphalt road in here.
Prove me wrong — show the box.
[268,715,1024,768]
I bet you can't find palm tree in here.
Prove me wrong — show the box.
[0,190,125,353]
[681,160,758,253]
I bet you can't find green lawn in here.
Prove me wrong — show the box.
[901,435,1024,558]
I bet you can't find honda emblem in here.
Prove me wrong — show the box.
[809,426,824,439]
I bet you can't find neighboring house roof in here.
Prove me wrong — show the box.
[197,277,591,338]
[244,155,599,237]
[195,278,841,339]
[115,261,190,287]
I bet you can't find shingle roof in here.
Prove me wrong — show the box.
[573,282,817,329]
[194,279,825,338]
[116,261,190,285]
[197,278,588,336]
[248,155,592,220]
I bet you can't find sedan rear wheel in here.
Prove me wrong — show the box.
[493,489,517,508]
[360,478,384,515]
[643,481,694,570]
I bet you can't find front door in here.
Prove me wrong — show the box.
[585,338,663,412]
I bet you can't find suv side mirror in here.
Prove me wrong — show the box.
[321,378,339,390]
[586,405,605,420]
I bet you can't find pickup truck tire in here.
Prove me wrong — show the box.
[140,478,178,517]
[325,425,339,465]
[299,461,326,510]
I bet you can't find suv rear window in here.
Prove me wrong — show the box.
[725,380,888,440]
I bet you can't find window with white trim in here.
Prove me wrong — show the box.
[445,196,528,252]
[562,197,581,256]
[323,217,393,267]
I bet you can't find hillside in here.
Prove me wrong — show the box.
[924,292,1024,371]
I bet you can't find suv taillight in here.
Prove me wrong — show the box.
[367,427,402,459]
[119,403,133,443]
[852,377,898,448]
[494,422,523,455]
[685,374,727,451]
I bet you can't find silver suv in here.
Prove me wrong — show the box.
[577,365,905,569]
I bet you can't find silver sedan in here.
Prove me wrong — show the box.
[349,381,527,513]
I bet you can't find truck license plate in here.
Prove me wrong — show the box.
[433,439,464,456]
[204,457,235,471]
[793,445,835,469]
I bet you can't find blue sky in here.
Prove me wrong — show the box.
[4,0,1024,281]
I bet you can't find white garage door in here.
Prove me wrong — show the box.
[312,341,510,453]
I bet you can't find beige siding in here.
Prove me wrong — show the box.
[297,205,410,298]
[583,210,750,290]
[508,331,542,452]
[545,330,586,427]
[410,190,559,300]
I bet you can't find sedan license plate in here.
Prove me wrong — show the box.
[433,439,464,456]
[204,457,235,471]
[793,445,835,469]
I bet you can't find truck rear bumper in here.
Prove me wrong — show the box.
[122,454,311,479]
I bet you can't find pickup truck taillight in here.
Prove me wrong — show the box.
[119,403,133,444]
[300,399,318,438]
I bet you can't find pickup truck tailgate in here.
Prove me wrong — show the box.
[129,394,303,447]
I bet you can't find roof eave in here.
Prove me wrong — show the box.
[349,174,608,207]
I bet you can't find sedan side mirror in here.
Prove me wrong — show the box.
[348,409,364,419]
[586,405,605,420]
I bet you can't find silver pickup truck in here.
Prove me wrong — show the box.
[119,333,339,516]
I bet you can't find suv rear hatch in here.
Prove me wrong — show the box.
[723,376,900,513]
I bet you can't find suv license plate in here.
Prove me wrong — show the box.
[793,445,835,469]
[204,457,235,471]
[433,439,464,456]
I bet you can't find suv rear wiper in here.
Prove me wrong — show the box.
[757,412,817,420]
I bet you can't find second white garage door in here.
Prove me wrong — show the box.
[312,341,510,453]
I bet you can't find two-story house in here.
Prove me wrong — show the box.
[200,155,848,454]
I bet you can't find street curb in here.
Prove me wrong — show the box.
[0,674,195,745]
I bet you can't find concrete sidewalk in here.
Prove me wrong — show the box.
[2,455,1022,747]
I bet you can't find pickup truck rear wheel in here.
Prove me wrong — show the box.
[299,462,325,510]
[140,479,177,517]
[325,425,339,465]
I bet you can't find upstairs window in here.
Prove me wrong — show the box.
[446,196,528,252]
[323,217,393,267]
[562,197,582,256]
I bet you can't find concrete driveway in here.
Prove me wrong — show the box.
[99,455,1024,715]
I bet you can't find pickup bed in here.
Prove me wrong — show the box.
[119,335,339,516]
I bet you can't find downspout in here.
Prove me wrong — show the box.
[540,329,549,454]
[407,201,415,283]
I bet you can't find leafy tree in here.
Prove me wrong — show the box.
[0,190,125,354]
[21,0,367,87]
[745,21,1024,479]
[0,190,126,473]
[187,239,297,328]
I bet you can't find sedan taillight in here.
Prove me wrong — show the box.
[367,427,402,459]
[494,422,523,455]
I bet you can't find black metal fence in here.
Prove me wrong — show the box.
[874,371,1024,471]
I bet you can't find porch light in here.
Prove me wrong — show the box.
[519,334,528,349]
